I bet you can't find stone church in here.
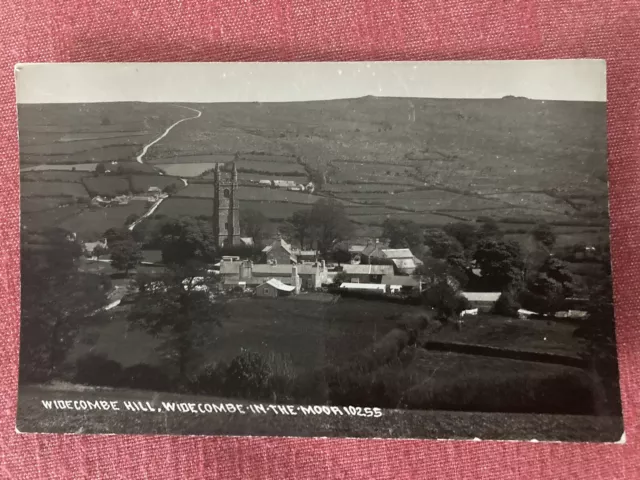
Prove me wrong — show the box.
[212,162,242,247]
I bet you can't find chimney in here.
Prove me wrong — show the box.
[291,265,301,294]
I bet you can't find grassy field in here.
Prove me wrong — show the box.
[129,174,183,193]
[18,98,610,237]
[21,181,89,199]
[18,102,190,165]
[68,294,419,372]
[16,384,624,441]
[428,314,584,358]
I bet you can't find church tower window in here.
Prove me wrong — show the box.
[223,188,230,198]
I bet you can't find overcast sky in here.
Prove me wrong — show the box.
[15,60,606,104]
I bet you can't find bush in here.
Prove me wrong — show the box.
[119,363,172,392]
[223,349,273,401]
[190,362,228,396]
[493,290,521,317]
[75,353,123,387]
[422,281,470,321]
[125,213,140,226]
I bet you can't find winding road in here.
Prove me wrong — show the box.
[127,105,201,232]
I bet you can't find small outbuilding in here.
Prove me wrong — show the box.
[256,278,296,298]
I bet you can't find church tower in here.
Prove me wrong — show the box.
[213,162,241,247]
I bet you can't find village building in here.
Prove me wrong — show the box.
[256,278,297,298]
[340,264,394,283]
[273,179,298,189]
[359,240,423,275]
[461,292,501,312]
[262,238,297,264]
[220,260,324,292]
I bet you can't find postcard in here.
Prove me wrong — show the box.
[15,61,623,442]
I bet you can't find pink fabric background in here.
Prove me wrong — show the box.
[1,1,639,478]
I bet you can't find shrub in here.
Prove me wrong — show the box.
[75,353,123,387]
[190,362,228,395]
[119,363,172,392]
[422,280,470,321]
[223,349,273,401]
[493,290,521,317]
[125,213,140,226]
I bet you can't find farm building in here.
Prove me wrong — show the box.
[256,278,297,298]
[461,292,501,312]
[273,180,298,189]
[360,242,423,275]
[340,264,394,284]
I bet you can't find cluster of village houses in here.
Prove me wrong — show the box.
[212,237,500,314]
[255,179,315,193]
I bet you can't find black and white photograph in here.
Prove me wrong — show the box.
[15,61,623,442]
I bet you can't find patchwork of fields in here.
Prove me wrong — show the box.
[19,98,611,244]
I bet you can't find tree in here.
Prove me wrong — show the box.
[443,222,479,251]
[533,222,556,249]
[521,257,578,314]
[163,184,178,195]
[109,239,143,275]
[104,227,132,245]
[477,217,502,239]
[332,242,353,266]
[381,218,424,252]
[473,239,525,290]
[284,210,313,249]
[308,199,354,254]
[95,163,106,174]
[424,229,463,259]
[421,280,470,321]
[493,289,521,317]
[240,209,269,245]
[333,271,350,286]
[20,228,109,381]
[125,213,140,226]
[129,265,220,379]
[157,217,216,266]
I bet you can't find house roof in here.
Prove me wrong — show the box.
[462,292,501,302]
[381,248,415,259]
[251,264,296,275]
[240,237,254,246]
[381,275,419,287]
[260,278,296,292]
[296,250,317,257]
[349,245,366,253]
[342,264,394,275]
[296,264,322,275]
[391,258,417,270]
[262,238,294,256]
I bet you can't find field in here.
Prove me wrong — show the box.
[21,181,88,198]
[176,184,324,205]
[83,176,130,197]
[19,98,610,239]
[129,174,183,193]
[18,103,190,165]
[428,314,584,358]
[68,294,419,371]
